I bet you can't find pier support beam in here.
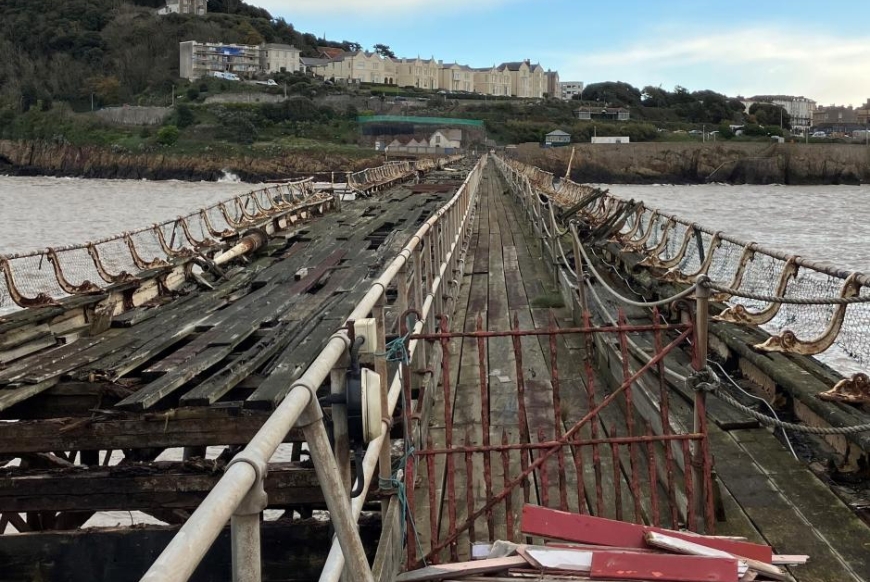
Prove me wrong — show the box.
[301,404,375,582]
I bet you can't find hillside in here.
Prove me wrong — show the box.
[0,0,357,110]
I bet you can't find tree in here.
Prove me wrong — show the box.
[373,44,395,58]
[749,103,791,129]
[175,103,195,128]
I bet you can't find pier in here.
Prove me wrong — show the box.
[1,154,869,582]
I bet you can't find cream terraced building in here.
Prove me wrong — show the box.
[395,57,440,89]
[311,51,397,84]
[472,65,512,97]
[439,63,475,93]
[304,50,554,98]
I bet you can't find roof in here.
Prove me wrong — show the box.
[500,61,526,71]
[547,130,570,137]
[300,57,330,67]
[432,129,462,141]
[317,47,345,59]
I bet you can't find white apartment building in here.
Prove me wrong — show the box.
[744,95,817,132]
[559,81,584,101]
[180,41,261,81]
[179,41,302,80]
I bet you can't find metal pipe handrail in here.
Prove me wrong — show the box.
[139,156,485,582]
[319,159,483,582]
[141,388,311,582]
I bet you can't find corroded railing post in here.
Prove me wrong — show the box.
[691,276,711,532]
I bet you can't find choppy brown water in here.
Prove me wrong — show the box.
[606,183,870,273]
[0,174,262,255]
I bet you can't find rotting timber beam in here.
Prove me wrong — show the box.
[0,517,382,582]
[0,462,381,514]
[0,407,304,455]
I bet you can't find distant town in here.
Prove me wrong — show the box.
[166,0,867,142]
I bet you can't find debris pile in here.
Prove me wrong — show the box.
[397,505,807,582]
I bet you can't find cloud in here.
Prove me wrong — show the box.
[253,0,513,17]
[559,28,870,106]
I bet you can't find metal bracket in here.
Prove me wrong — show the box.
[227,453,268,516]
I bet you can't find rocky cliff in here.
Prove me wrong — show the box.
[517,142,870,185]
[0,140,384,182]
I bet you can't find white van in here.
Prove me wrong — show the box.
[209,71,240,81]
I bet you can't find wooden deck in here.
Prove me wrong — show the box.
[0,163,471,549]
[413,161,870,582]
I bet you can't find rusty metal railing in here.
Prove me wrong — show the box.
[139,155,486,582]
[404,311,712,567]
[494,156,870,388]
[0,178,324,312]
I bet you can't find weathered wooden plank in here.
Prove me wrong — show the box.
[732,430,870,578]
[0,516,382,582]
[590,551,739,582]
[0,378,60,412]
[395,556,527,582]
[372,495,405,582]
[0,408,303,454]
[180,322,298,406]
[0,462,338,512]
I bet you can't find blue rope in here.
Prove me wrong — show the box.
[378,314,418,365]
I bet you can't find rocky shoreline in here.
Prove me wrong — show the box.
[0,140,384,182]
[517,142,870,185]
[3,140,870,185]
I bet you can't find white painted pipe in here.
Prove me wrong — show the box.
[140,156,485,582]
[319,159,484,582]
[140,387,311,582]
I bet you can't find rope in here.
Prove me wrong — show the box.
[378,445,427,566]
[377,313,419,365]
[687,368,870,435]
[703,280,870,305]
[577,242,699,308]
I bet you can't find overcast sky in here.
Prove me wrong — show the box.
[251,0,869,106]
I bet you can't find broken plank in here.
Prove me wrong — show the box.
[0,378,60,412]
[520,505,773,563]
[590,551,739,582]
[395,556,527,582]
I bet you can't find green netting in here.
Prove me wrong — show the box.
[357,115,484,127]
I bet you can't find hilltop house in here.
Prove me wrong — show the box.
[545,129,571,146]
[158,0,206,15]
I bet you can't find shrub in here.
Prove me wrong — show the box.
[156,124,179,145]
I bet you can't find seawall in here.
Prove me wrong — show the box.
[517,142,870,185]
[0,140,383,182]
